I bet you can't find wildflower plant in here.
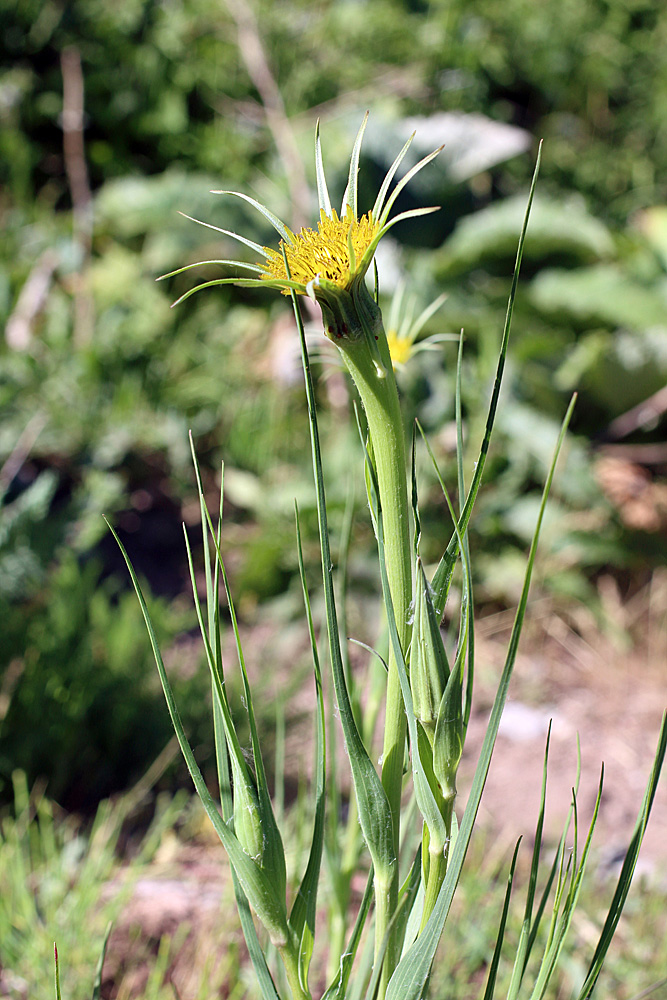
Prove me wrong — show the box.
[112,116,666,1000]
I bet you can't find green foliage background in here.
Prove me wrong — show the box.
[1,0,667,807]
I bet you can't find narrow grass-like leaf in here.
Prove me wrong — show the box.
[529,769,605,1000]
[349,638,389,673]
[188,445,281,1000]
[482,839,522,1000]
[385,393,575,1000]
[321,868,375,1000]
[348,911,379,1000]
[315,120,333,218]
[523,739,582,973]
[454,332,474,731]
[91,922,112,1000]
[342,111,369,219]
[430,144,542,619]
[575,711,667,1000]
[187,445,287,902]
[107,521,289,950]
[54,944,61,1000]
[286,258,396,886]
[506,726,552,999]
[290,504,327,991]
[411,423,421,555]
[235,884,283,1000]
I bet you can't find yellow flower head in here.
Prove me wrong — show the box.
[263,208,380,291]
[160,114,443,326]
[384,284,450,370]
[386,329,413,367]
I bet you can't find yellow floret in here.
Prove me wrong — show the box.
[262,209,379,290]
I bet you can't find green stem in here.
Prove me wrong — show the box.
[420,848,446,932]
[420,799,454,930]
[336,297,412,996]
[280,941,312,1000]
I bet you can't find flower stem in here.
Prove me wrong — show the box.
[336,293,412,995]
[280,941,312,1000]
[420,799,454,930]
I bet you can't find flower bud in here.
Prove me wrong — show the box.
[410,559,450,743]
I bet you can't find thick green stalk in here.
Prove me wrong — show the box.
[335,291,412,994]
[280,940,312,1000]
[420,798,454,931]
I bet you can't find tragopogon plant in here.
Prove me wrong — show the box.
[112,116,666,1000]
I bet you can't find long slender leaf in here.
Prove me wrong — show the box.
[481,840,522,1000]
[454,332,474,732]
[188,444,287,901]
[506,725,552,999]
[187,445,281,1000]
[54,945,61,1000]
[363,851,424,1000]
[321,868,375,1000]
[530,768,605,1000]
[91,923,112,1000]
[575,711,667,1000]
[290,505,327,991]
[107,520,289,951]
[385,393,576,1000]
[523,739,583,974]
[393,847,424,962]
[429,144,542,619]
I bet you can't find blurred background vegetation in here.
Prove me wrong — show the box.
[1,0,667,812]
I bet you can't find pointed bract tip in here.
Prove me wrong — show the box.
[306,277,319,303]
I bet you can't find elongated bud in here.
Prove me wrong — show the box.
[231,755,289,946]
[433,669,464,802]
[232,756,265,862]
[411,559,450,743]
